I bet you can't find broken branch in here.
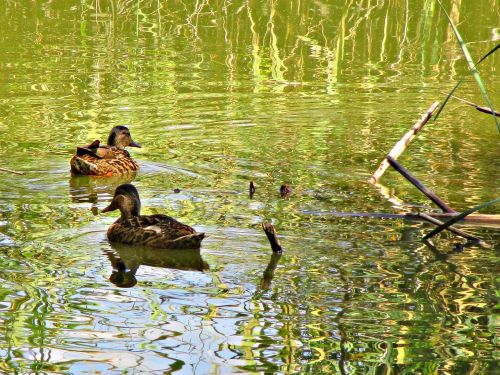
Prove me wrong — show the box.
[423,198,500,240]
[369,101,439,184]
[387,156,455,213]
[262,222,283,253]
[417,212,481,243]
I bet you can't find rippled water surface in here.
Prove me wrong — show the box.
[0,1,498,374]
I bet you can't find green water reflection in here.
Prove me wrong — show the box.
[0,1,498,373]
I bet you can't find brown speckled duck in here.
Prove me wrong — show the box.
[102,184,205,249]
[70,126,141,176]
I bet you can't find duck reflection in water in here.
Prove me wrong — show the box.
[106,242,209,288]
[106,239,282,290]
[68,173,137,213]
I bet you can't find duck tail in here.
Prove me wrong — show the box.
[70,156,97,175]
[172,233,205,249]
[76,146,103,159]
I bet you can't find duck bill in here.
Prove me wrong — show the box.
[129,139,141,148]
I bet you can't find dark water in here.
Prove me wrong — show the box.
[0,1,498,373]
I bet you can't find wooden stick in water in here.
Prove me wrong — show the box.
[447,94,500,117]
[417,212,481,243]
[475,106,500,117]
[387,156,455,213]
[261,222,283,253]
[423,198,500,240]
[0,167,25,175]
[308,211,500,226]
[369,101,439,184]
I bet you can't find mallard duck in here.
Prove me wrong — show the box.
[102,184,205,249]
[70,126,141,176]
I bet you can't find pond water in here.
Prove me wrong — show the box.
[0,1,498,373]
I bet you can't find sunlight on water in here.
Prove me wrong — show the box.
[0,0,498,373]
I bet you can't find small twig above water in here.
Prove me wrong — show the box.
[249,181,256,198]
[262,222,283,253]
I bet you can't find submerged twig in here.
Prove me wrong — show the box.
[417,212,481,243]
[423,198,500,240]
[387,156,455,213]
[306,211,500,226]
[0,167,25,175]
[369,101,439,184]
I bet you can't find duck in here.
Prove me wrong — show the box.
[70,126,141,176]
[101,184,205,249]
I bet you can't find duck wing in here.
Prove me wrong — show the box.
[76,147,104,159]
[149,215,205,248]
[139,215,198,240]
[76,140,103,158]
[108,215,204,249]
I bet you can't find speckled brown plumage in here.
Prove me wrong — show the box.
[70,126,141,176]
[102,184,205,249]
[107,215,205,249]
[70,149,139,176]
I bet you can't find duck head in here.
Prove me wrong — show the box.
[107,126,141,150]
[102,184,141,220]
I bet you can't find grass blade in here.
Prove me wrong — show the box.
[422,198,500,240]
[434,81,461,121]
[475,43,500,66]
[436,44,500,121]
[436,0,500,133]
